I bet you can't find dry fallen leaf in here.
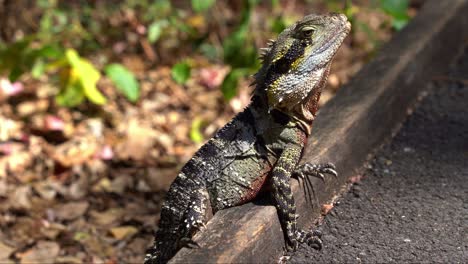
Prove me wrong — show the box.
[81,236,115,257]
[0,151,33,178]
[321,203,334,215]
[40,222,66,240]
[33,181,57,200]
[55,255,85,264]
[92,177,112,193]
[44,115,65,131]
[90,208,125,226]
[10,185,32,210]
[0,179,7,197]
[0,117,23,142]
[0,142,25,156]
[16,100,49,118]
[52,136,98,167]
[0,241,15,260]
[19,240,60,264]
[144,167,177,191]
[115,119,156,161]
[109,175,133,194]
[54,201,89,221]
[109,226,138,240]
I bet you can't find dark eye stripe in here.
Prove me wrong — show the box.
[264,39,306,89]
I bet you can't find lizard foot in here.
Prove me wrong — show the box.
[284,229,323,252]
[296,229,323,250]
[294,162,337,181]
[179,237,201,249]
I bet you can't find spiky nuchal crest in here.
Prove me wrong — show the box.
[255,13,351,122]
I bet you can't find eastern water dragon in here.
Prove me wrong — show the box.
[145,13,351,263]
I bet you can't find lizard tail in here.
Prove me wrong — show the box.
[145,202,185,264]
[146,146,216,263]
[145,175,195,264]
[144,226,179,264]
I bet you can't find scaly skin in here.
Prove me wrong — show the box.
[145,13,351,263]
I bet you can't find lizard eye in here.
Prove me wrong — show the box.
[301,27,315,38]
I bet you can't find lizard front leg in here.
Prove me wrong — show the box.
[270,144,322,251]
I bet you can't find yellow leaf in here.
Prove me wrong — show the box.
[65,49,106,105]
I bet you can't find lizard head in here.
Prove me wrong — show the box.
[255,13,351,120]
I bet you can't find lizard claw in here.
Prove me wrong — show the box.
[294,162,338,181]
[193,220,206,231]
[294,163,338,205]
[321,165,338,178]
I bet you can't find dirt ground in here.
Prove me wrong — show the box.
[288,45,468,263]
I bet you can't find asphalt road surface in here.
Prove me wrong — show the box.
[288,47,468,263]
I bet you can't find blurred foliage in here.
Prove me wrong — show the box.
[335,0,410,31]
[221,0,260,99]
[190,117,206,143]
[379,0,410,30]
[191,0,216,13]
[56,49,106,107]
[171,61,191,85]
[105,64,140,103]
[0,0,413,107]
[222,68,250,100]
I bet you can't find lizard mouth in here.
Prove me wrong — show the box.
[346,21,352,32]
[314,27,349,56]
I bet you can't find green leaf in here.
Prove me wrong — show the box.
[31,59,46,78]
[392,19,408,31]
[0,38,32,80]
[148,21,163,43]
[8,66,24,82]
[39,12,53,34]
[104,63,140,103]
[35,44,62,59]
[380,0,408,17]
[191,0,215,12]
[65,49,106,105]
[221,68,248,101]
[271,0,279,8]
[190,117,205,143]
[171,62,191,84]
[380,0,409,30]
